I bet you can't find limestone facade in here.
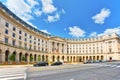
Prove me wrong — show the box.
[0,2,120,64]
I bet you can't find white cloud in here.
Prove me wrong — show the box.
[4,0,65,26]
[89,27,120,37]
[89,32,97,37]
[27,0,39,7]
[40,0,65,22]
[41,0,57,14]
[41,29,51,34]
[98,27,120,36]
[92,8,111,24]
[5,0,40,28]
[6,0,32,21]
[34,9,42,16]
[47,13,60,22]
[69,26,86,37]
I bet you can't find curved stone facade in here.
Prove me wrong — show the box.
[0,2,120,64]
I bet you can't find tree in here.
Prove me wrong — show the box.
[22,55,25,61]
[38,55,41,61]
[9,53,15,62]
[30,55,33,62]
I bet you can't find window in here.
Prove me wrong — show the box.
[25,33,27,36]
[19,30,22,34]
[25,38,27,42]
[19,36,22,40]
[5,37,8,43]
[13,27,16,31]
[12,40,15,45]
[24,43,27,49]
[12,33,15,37]
[34,37,36,40]
[5,22,9,27]
[5,29,8,34]
[29,35,32,38]
[29,40,32,43]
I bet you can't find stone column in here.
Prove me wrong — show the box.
[1,53,5,63]
[16,53,19,62]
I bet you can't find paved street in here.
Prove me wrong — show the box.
[0,62,120,80]
[0,66,27,80]
[27,62,120,80]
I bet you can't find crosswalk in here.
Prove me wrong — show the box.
[0,67,27,80]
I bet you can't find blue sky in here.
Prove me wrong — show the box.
[1,0,120,38]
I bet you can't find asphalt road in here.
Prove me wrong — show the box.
[26,62,120,80]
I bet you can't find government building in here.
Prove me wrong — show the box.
[0,2,120,64]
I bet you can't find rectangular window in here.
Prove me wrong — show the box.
[24,43,27,49]
[12,33,15,37]
[12,40,15,45]
[19,36,22,40]
[25,33,27,36]
[29,35,32,38]
[5,37,8,43]
[13,27,16,31]
[5,29,8,34]
[19,30,22,34]
[5,22,9,27]
[29,40,32,43]
[25,38,27,42]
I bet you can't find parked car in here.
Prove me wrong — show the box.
[33,61,48,67]
[51,61,62,66]
[83,60,91,64]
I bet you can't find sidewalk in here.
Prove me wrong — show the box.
[0,64,32,68]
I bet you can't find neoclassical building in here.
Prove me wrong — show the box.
[0,2,120,64]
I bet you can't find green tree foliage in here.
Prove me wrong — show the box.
[22,55,25,61]
[30,55,33,61]
[9,53,15,61]
[38,55,41,61]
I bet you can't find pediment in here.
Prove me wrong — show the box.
[50,36,66,42]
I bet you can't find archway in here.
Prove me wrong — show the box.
[19,52,22,62]
[93,56,95,61]
[5,50,10,62]
[0,49,2,63]
[46,55,48,61]
[89,56,92,60]
[97,56,99,60]
[42,55,45,61]
[38,55,41,61]
[52,55,55,62]
[34,54,37,61]
[30,54,33,62]
[67,56,69,62]
[62,56,64,61]
[57,56,60,61]
[73,56,75,62]
[13,51,16,61]
[101,55,104,60]
[83,56,85,61]
[79,56,82,62]
[86,56,88,60]
[25,53,28,62]
[70,56,72,62]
